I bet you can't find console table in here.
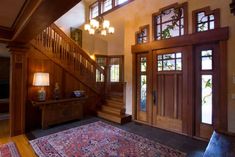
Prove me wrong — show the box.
[32,97,87,129]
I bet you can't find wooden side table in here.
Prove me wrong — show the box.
[31,97,87,129]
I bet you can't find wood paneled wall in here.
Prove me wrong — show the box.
[26,47,100,131]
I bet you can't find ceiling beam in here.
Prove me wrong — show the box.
[13,0,81,43]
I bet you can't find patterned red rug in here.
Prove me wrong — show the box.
[30,121,186,157]
[0,142,21,157]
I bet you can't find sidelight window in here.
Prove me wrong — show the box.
[200,49,213,124]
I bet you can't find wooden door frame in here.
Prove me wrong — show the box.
[132,27,229,137]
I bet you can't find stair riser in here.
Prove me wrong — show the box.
[97,112,122,123]
[101,106,125,115]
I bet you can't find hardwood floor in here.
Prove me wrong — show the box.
[0,135,36,157]
[0,119,9,138]
[0,120,36,157]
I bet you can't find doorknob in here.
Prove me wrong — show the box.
[153,90,157,105]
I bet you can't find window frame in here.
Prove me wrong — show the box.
[135,25,150,45]
[192,7,220,33]
[89,0,134,19]
[152,2,188,41]
[90,1,99,19]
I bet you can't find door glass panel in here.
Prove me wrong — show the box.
[157,52,182,71]
[176,59,182,70]
[201,75,212,124]
[163,60,175,70]
[201,50,212,70]
[140,75,147,112]
[158,61,163,71]
[141,57,147,72]
[202,57,212,70]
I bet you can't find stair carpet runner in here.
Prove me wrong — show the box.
[97,94,131,124]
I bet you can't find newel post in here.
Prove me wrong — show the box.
[8,43,29,136]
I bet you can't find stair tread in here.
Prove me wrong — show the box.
[106,99,123,104]
[97,111,132,124]
[98,110,130,118]
[101,105,125,115]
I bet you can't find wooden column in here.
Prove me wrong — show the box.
[8,44,28,136]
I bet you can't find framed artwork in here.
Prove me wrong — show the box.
[70,27,82,47]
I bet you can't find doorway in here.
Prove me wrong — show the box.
[0,57,10,138]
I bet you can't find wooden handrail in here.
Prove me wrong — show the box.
[50,24,104,73]
[31,23,105,94]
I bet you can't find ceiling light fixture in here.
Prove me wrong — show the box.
[84,17,115,36]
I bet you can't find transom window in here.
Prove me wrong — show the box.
[89,0,133,18]
[102,0,113,12]
[193,7,220,33]
[197,12,215,32]
[116,0,128,5]
[90,2,99,19]
[136,25,149,44]
[153,3,187,40]
[157,52,182,71]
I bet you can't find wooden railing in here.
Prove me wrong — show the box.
[31,23,105,94]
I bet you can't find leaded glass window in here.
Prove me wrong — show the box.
[157,52,182,71]
[139,56,147,112]
[153,3,187,40]
[140,75,147,112]
[201,75,212,124]
[197,12,215,32]
[200,49,213,124]
[136,25,149,44]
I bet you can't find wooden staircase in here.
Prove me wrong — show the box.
[98,92,131,124]
[31,24,131,124]
[31,24,105,95]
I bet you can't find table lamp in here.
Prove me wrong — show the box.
[33,72,50,101]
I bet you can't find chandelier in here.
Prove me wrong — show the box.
[84,17,115,36]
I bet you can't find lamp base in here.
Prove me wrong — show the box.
[37,88,46,101]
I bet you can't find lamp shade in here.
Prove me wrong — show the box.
[33,73,50,86]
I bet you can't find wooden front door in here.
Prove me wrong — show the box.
[152,47,189,133]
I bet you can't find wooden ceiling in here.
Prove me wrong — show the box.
[0,0,81,43]
[0,0,26,28]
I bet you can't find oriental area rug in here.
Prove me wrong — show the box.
[0,142,21,157]
[30,121,186,157]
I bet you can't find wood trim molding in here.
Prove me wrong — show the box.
[0,27,13,41]
[132,27,229,53]
[231,0,235,15]
[192,6,220,33]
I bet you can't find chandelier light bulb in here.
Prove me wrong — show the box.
[101,30,107,36]
[103,20,110,29]
[89,28,95,35]
[84,24,91,31]
[90,19,98,27]
[108,27,115,34]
